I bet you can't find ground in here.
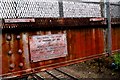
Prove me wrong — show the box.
[60,58,120,79]
[10,57,120,80]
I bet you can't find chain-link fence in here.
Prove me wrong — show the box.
[110,3,120,18]
[0,0,120,18]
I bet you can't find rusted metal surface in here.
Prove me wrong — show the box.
[111,18,120,24]
[2,18,120,30]
[112,27,120,51]
[1,18,120,79]
[0,20,2,76]
[1,28,105,78]
[2,18,105,30]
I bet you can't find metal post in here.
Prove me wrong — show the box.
[105,0,112,55]
[58,1,64,18]
[100,0,105,17]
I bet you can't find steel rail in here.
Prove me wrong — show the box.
[54,68,78,80]
[45,70,60,80]
[32,74,44,80]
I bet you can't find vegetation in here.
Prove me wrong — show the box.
[113,52,120,70]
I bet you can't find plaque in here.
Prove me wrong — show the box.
[29,34,68,62]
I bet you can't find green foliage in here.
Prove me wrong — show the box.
[113,52,120,68]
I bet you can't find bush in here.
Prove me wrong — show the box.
[113,52,120,69]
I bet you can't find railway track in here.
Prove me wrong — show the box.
[31,68,78,80]
[6,68,78,80]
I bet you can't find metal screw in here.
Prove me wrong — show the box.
[50,20,52,23]
[9,63,15,70]
[19,63,24,68]
[8,50,12,56]
[6,35,11,41]
[16,35,21,40]
[18,49,22,54]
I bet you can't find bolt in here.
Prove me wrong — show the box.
[19,63,24,68]
[16,35,21,40]
[6,35,11,41]
[9,63,15,70]
[8,50,12,56]
[18,49,22,54]
[50,20,52,23]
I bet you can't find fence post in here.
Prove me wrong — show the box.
[105,0,112,55]
[58,1,64,18]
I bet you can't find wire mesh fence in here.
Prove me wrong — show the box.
[0,0,120,19]
[110,3,120,18]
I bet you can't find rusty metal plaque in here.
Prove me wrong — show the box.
[29,34,68,62]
